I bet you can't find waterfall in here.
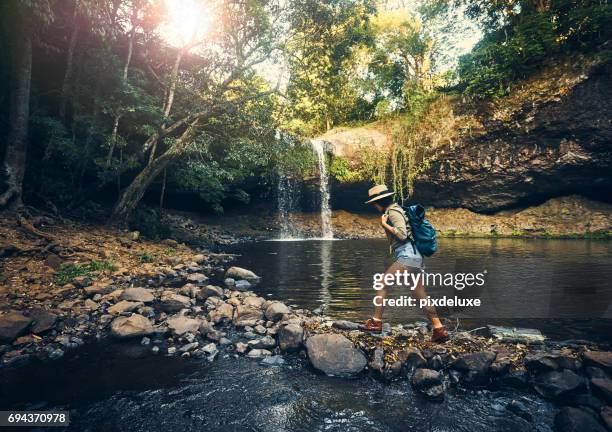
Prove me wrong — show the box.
[310,139,333,239]
[277,173,300,239]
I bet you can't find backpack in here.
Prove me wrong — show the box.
[400,203,437,256]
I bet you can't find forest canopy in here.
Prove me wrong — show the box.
[0,0,609,228]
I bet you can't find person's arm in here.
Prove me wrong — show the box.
[382,209,408,241]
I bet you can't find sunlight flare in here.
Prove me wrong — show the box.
[161,0,212,48]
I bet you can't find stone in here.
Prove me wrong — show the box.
[187,273,208,285]
[332,320,360,330]
[411,368,445,400]
[590,378,612,403]
[107,300,143,315]
[209,303,234,324]
[235,342,248,354]
[0,312,33,342]
[247,349,271,358]
[485,325,545,343]
[243,296,265,308]
[29,310,57,334]
[248,335,276,349]
[265,302,290,322]
[583,351,612,372]
[44,253,63,270]
[180,342,199,353]
[234,305,264,326]
[305,333,367,377]
[121,288,155,303]
[158,293,191,313]
[110,314,154,338]
[452,351,496,373]
[202,342,218,356]
[369,348,385,373]
[192,254,206,263]
[533,369,585,399]
[261,355,285,366]
[398,347,427,372]
[554,407,606,432]
[506,400,532,422]
[167,315,200,336]
[225,266,260,283]
[72,276,92,288]
[234,280,252,291]
[278,323,304,352]
[196,285,224,300]
[224,278,235,288]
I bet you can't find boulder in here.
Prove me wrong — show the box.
[0,312,32,342]
[187,273,208,285]
[158,293,191,313]
[265,302,290,322]
[107,300,143,315]
[583,351,612,372]
[29,309,57,334]
[485,325,545,343]
[524,353,561,372]
[533,369,585,399]
[398,347,427,372]
[452,351,496,386]
[243,296,265,308]
[305,333,367,377]
[590,378,612,403]
[121,287,155,303]
[278,323,304,352]
[196,285,224,300]
[234,305,264,326]
[167,315,201,336]
[248,336,276,349]
[234,280,252,291]
[411,368,445,400]
[225,266,260,284]
[247,349,271,358]
[110,314,154,338]
[332,320,360,330]
[554,407,606,432]
[209,303,234,324]
[369,348,385,373]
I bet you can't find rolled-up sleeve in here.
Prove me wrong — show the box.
[388,208,408,241]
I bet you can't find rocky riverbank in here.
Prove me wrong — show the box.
[1,213,611,431]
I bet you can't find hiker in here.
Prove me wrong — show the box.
[360,184,448,342]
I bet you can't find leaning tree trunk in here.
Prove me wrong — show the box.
[59,0,79,121]
[0,23,32,209]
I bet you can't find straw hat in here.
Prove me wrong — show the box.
[365,185,395,204]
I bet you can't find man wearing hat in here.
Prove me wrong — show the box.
[362,185,448,342]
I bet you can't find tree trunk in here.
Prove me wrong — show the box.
[159,168,167,210]
[0,22,32,209]
[59,0,80,121]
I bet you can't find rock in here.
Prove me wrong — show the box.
[179,342,199,353]
[247,349,271,358]
[485,325,545,343]
[235,342,249,354]
[167,315,200,336]
[601,406,612,430]
[585,367,608,380]
[44,253,63,270]
[29,310,57,334]
[167,347,177,355]
[524,352,561,372]
[158,293,191,313]
[452,351,496,386]
[192,254,206,263]
[590,378,612,403]
[107,300,143,315]
[248,335,276,349]
[278,323,304,352]
[261,355,285,366]
[369,348,385,373]
[196,285,224,300]
[234,305,264,326]
[0,312,33,342]
[265,302,290,322]
[305,333,367,377]
[332,320,360,330]
[72,276,92,288]
[224,278,235,288]
[506,400,532,422]
[398,347,427,372]
[583,351,612,372]
[234,280,251,291]
[83,282,113,297]
[209,303,234,324]
[411,368,445,400]
[243,296,265,308]
[121,288,155,303]
[202,342,218,357]
[554,407,606,432]
[226,267,260,284]
[533,369,585,399]
[110,314,154,338]
[187,273,208,285]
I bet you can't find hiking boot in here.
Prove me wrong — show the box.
[359,318,382,334]
[431,326,449,343]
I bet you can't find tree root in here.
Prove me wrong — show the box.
[17,214,56,242]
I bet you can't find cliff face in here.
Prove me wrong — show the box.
[411,58,612,212]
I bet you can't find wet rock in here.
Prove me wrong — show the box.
[398,347,427,372]
[209,303,234,324]
[226,267,260,284]
[262,355,285,366]
[235,342,248,354]
[305,333,367,377]
[566,393,607,411]
[0,312,33,342]
[583,351,612,372]
[234,305,264,327]
[247,349,271,358]
[506,400,532,422]
[590,378,612,403]
[248,336,276,349]
[533,369,585,399]
[179,342,199,353]
[107,300,143,315]
[278,323,304,352]
[585,366,608,380]
[452,351,496,386]
[29,310,57,334]
[332,320,360,330]
[196,285,224,300]
[265,302,290,322]
[484,325,545,343]
[411,368,445,400]
[369,348,385,373]
[121,288,155,303]
[158,293,191,313]
[167,315,200,336]
[224,278,235,288]
[497,370,530,389]
[110,314,154,338]
[554,407,606,432]
[234,280,252,291]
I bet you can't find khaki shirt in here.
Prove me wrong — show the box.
[385,203,411,254]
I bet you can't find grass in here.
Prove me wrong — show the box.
[139,252,156,263]
[54,260,118,285]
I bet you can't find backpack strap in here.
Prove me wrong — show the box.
[387,206,415,245]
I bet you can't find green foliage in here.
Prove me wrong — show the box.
[329,156,360,182]
[139,252,155,263]
[129,207,171,241]
[53,260,117,285]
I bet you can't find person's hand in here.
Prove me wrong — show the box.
[381,214,389,226]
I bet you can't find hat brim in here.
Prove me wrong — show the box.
[365,191,395,204]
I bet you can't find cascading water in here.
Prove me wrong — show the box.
[310,139,333,239]
[277,173,300,239]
